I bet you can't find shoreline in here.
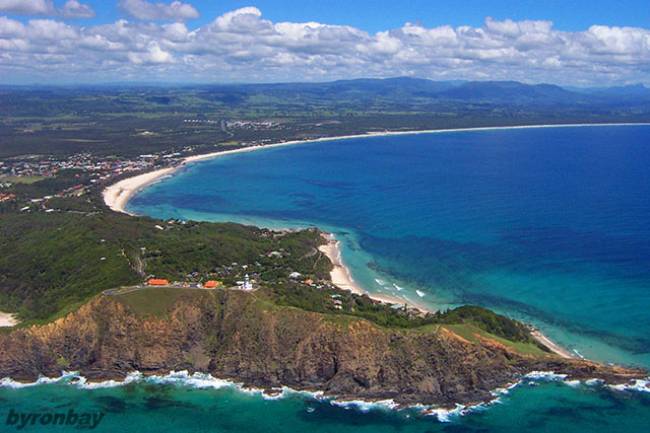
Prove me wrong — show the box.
[317,233,573,358]
[102,122,650,215]
[103,166,177,215]
[100,122,635,359]
[317,233,435,314]
[4,369,642,420]
[530,328,575,359]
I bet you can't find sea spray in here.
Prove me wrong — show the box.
[4,369,648,425]
[609,379,650,393]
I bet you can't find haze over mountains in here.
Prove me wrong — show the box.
[207,78,650,106]
[2,77,649,159]
[3,77,650,105]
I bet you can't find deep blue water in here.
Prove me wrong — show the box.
[4,125,649,433]
[1,374,650,433]
[130,125,650,368]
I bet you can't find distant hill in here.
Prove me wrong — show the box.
[571,83,650,96]
[2,77,649,157]
[191,77,650,107]
[435,81,583,104]
[3,77,649,107]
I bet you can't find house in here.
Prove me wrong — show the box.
[0,193,15,203]
[147,278,169,286]
[203,280,222,289]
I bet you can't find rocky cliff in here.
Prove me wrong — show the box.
[0,289,643,407]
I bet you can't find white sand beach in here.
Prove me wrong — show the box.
[530,328,574,359]
[317,233,366,296]
[103,166,176,214]
[0,311,19,327]
[317,233,435,313]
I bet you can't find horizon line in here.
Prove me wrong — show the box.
[0,77,647,89]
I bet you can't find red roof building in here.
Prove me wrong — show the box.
[147,278,169,286]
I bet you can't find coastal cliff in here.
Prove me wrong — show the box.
[0,289,642,407]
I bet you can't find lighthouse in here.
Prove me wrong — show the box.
[242,274,253,291]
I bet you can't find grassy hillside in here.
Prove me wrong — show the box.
[0,205,542,353]
[111,286,545,355]
[0,210,330,323]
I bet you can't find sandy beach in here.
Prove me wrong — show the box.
[530,329,574,359]
[103,166,177,214]
[317,233,366,296]
[317,233,435,314]
[0,311,19,327]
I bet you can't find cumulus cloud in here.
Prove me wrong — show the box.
[127,41,173,64]
[0,0,94,19]
[0,7,649,85]
[61,0,94,18]
[119,0,199,21]
[0,0,54,15]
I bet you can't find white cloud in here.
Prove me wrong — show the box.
[27,19,77,40]
[0,0,94,19]
[128,41,173,64]
[61,0,94,18]
[0,0,54,15]
[0,8,649,85]
[119,0,199,21]
[212,6,262,31]
[0,16,24,37]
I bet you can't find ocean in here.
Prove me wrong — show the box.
[1,371,649,432]
[3,125,650,431]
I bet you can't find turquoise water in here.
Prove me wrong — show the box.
[1,373,649,432]
[3,125,650,432]
[129,125,650,369]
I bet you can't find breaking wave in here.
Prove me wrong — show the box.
[1,370,648,422]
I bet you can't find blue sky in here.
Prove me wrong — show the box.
[30,0,650,32]
[0,0,649,85]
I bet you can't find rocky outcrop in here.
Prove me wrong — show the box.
[0,291,643,406]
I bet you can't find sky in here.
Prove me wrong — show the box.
[0,0,649,85]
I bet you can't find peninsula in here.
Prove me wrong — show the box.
[0,136,645,409]
[101,128,583,358]
[2,81,649,409]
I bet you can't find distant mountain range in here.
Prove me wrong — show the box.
[1,76,649,158]
[173,77,649,108]
[2,77,649,108]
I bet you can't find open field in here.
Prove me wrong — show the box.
[0,175,45,184]
[2,80,650,158]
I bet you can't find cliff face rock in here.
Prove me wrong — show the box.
[0,291,642,406]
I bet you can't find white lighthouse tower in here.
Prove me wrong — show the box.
[242,274,253,291]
